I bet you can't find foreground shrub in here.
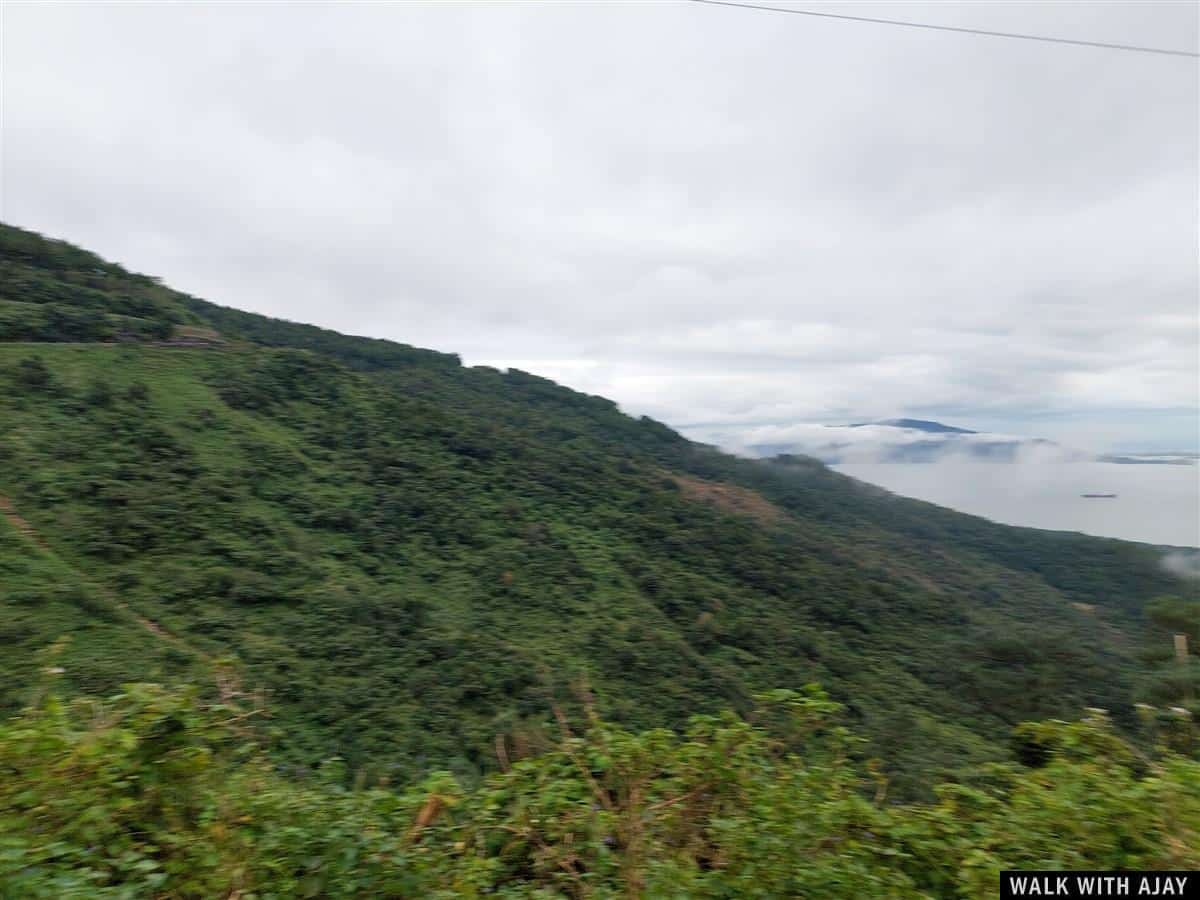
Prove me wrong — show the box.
[1,678,1196,898]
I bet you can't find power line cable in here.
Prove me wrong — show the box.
[688,0,1200,59]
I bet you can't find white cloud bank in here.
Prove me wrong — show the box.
[691,421,1089,463]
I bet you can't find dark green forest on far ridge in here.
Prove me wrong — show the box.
[1,221,1198,896]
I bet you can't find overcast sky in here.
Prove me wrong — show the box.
[3,1,1197,453]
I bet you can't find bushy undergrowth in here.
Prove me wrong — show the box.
[2,675,1196,899]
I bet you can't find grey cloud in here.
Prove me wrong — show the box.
[2,1,1196,453]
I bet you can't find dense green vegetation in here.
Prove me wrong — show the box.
[0,226,200,343]
[3,675,1197,897]
[1,222,1197,892]
[9,339,1191,790]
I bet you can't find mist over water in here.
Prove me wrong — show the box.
[833,462,1200,548]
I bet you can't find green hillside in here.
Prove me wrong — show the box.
[3,222,1200,895]
[1,221,1195,805]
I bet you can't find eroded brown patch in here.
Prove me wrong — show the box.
[669,474,786,526]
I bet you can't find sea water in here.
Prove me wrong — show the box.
[832,461,1200,547]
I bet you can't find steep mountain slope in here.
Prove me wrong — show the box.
[1,222,1193,797]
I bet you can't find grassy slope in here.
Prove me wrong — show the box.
[0,222,1193,798]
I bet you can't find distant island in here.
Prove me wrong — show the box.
[1098,453,1199,466]
[1081,493,1118,499]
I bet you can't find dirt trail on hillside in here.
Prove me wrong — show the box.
[0,492,200,654]
[0,494,49,549]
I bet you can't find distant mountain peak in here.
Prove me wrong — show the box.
[847,418,976,434]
